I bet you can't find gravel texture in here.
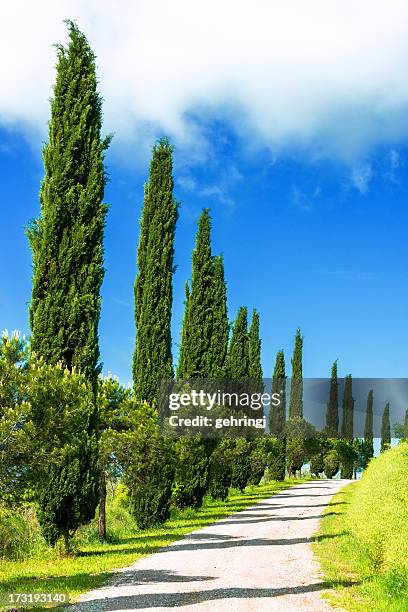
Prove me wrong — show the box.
[72,479,349,611]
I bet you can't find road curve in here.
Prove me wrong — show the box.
[73,479,349,611]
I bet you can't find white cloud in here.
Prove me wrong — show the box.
[2,1,408,163]
[352,164,374,194]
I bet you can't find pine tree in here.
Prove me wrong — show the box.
[133,138,178,403]
[28,21,110,388]
[177,210,214,378]
[27,22,106,549]
[289,328,303,418]
[341,374,354,440]
[208,255,229,378]
[269,350,287,480]
[381,402,391,452]
[225,307,249,378]
[325,361,339,435]
[363,389,374,468]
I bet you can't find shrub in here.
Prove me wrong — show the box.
[230,438,252,492]
[208,439,234,501]
[173,436,209,509]
[347,442,408,587]
[323,448,340,478]
[0,506,45,560]
[247,438,268,486]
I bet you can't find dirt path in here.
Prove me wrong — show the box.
[72,479,348,611]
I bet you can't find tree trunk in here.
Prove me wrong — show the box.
[98,471,107,541]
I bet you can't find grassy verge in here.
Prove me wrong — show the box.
[314,482,408,611]
[0,479,304,604]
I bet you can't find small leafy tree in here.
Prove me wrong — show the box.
[208,439,235,501]
[173,436,209,509]
[230,438,252,492]
[120,404,175,529]
[381,403,391,453]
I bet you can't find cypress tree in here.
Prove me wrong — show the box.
[289,328,303,419]
[325,361,339,435]
[208,255,229,378]
[27,22,104,549]
[269,350,287,481]
[341,374,354,440]
[225,307,249,378]
[133,138,178,403]
[176,282,191,378]
[363,389,374,468]
[248,309,263,380]
[381,402,391,452]
[270,350,286,437]
[28,21,110,388]
[177,210,214,378]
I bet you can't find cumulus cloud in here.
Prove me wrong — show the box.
[1,1,408,163]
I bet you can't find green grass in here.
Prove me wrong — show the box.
[314,444,408,611]
[0,479,304,605]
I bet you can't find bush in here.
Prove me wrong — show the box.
[0,506,45,560]
[323,449,340,478]
[310,453,324,477]
[230,438,251,492]
[208,440,234,501]
[247,438,268,485]
[267,437,286,481]
[347,442,408,587]
[173,436,209,509]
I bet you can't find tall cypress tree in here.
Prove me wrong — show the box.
[341,374,354,440]
[269,350,287,480]
[27,22,105,549]
[208,255,229,378]
[289,328,303,419]
[381,402,391,452]
[225,307,249,379]
[28,21,110,388]
[176,282,191,379]
[133,138,178,403]
[248,309,263,380]
[177,210,214,378]
[363,389,374,467]
[325,361,339,435]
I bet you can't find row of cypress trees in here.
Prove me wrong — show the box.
[23,22,397,541]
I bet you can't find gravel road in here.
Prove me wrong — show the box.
[72,479,349,611]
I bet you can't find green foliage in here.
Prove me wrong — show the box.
[208,439,234,501]
[267,437,287,481]
[225,307,249,379]
[0,333,31,502]
[209,255,229,378]
[341,374,354,439]
[28,21,109,388]
[363,389,374,468]
[381,403,391,452]
[347,443,408,591]
[177,210,214,378]
[120,405,175,530]
[269,350,286,437]
[133,138,178,403]
[323,448,340,478]
[0,507,45,560]
[285,416,316,475]
[325,360,339,435]
[248,437,268,485]
[230,438,252,492]
[394,408,408,439]
[336,438,357,479]
[248,310,262,380]
[310,453,325,477]
[173,436,209,509]
[289,328,303,419]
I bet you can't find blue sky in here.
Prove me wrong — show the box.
[1,126,407,387]
[1,1,408,396]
